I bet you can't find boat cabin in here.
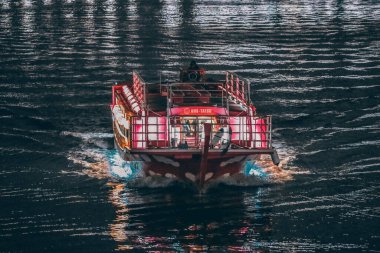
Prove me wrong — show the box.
[111,70,272,151]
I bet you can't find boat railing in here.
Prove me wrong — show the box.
[132,71,146,108]
[224,71,250,106]
[166,82,228,108]
[220,115,272,149]
[128,115,272,150]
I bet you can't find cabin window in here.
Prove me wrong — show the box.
[169,116,224,148]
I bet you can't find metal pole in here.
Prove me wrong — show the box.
[199,123,211,189]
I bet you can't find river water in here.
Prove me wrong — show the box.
[0,0,379,252]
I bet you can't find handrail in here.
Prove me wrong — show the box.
[225,71,250,106]
[132,71,146,108]
[127,115,272,150]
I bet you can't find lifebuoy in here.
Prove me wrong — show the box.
[212,127,232,151]
[211,128,224,147]
[221,127,232,153]
[188,71,198,81]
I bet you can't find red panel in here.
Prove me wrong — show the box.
[255,118,268,149]
[170,106,227,116]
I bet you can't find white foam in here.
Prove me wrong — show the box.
[61,131,114,140]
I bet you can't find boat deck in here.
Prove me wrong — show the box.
[143,81,248,114]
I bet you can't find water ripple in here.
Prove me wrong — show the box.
[1,0,379,252]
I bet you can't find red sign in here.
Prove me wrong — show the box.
[170,106,227,116]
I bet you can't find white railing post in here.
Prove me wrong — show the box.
[236,76,240,100]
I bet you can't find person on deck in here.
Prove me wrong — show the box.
[188,60,200,71]
[183,60,205,81]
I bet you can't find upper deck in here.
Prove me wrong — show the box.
[117,71,255,117]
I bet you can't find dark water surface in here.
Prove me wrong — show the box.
[1,0,380,252]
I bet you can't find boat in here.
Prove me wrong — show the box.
[110,62,280,189]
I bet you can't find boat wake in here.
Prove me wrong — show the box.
[68,148,180,188]
[65,131,303,189]
[64,131,178,187]
[207,155,296,190]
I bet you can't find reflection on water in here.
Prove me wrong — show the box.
[107,182,272,252]
[65,133,289,251]
[108,183,129,245]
